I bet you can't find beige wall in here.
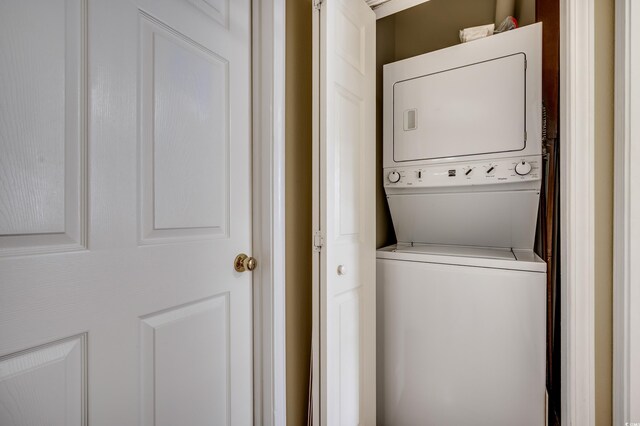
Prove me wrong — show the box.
[594,0,614,423]
[285,0,313,424]
[392,0,496,61]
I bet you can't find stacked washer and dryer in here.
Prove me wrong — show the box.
[377,24,546,425]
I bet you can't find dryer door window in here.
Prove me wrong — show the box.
[393,53,526,162]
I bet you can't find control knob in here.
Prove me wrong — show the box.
[388,171,401,183]
[515,161,532,176]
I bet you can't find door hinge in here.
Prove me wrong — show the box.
[313,231,324,251]
[313,0,323,10]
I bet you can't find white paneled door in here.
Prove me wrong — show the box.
[312,0,376,424]
[0,0,252,425]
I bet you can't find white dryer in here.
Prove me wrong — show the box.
[377,23,546,425]
[377,244,546,425]
[383,23,543,250]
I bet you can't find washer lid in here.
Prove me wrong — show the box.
[376,243,546,273]
[386,189,540,250]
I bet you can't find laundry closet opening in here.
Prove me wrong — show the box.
[372,0,561,424]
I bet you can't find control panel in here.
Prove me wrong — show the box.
[384,156,541,188]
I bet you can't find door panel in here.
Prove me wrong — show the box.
[139,12,230,242]
[335,86,363,239]
[0,0,252,424]
[0,0,86,254]
[0,334,87,426]
[140,295,230,426]
[313,0,376,424]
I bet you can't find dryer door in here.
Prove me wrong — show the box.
[393,53,526,162]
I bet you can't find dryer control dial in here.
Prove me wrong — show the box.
[515,161,532,176]
[388,171,401,183]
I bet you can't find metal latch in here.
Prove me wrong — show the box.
[313,231,324,251]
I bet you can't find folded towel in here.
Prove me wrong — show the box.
[459,23,495,43]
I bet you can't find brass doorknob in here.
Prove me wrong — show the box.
[234,253,257,272]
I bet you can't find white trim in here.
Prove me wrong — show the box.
[371,0,431,20]
[614,0,640,423]
[252,0,287,424]
[312,2,326,423]
[311,3,321,424]
[560,0,596,424]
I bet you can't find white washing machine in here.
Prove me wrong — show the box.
[378,23,546,425]
[377,244,546,425]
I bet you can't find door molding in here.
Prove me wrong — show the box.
[614,0,640,423]
[252,0,287,424]
[560,0,596,424]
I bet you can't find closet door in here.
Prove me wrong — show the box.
[312,0,376,424]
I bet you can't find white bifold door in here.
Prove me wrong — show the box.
[312,0,376,424]
[0,0,253,425]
